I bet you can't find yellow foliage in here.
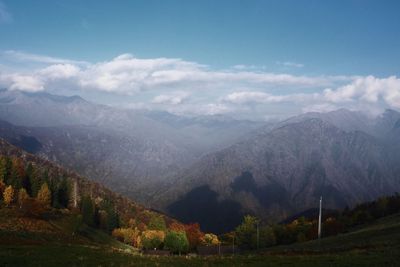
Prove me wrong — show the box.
[3,185,14,206]
[202,233,220,245]
[37,183,51,207]
[18,188,30,208]
[112,227,141,247]
[141,230,165,242]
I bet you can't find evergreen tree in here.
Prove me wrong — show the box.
[48,176,61,208]
[165,231,189,254]
[235,215,259,249]
[57,175,70,208]
[31,169,45,197]
[24,163,34,196]
[100,199,120,232]
[9,166,22,190]
[0,179,5,199]
[81,195,95,227]
[1,157,12,185]
[107,208,120,232]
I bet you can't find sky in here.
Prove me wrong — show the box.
[0,0,400,120]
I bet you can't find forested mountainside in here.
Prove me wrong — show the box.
[154,110,400,233]
[0,138,186,234]
[0,89,262,203]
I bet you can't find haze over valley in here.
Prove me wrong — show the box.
[1,89,399,233]
[1,1,400,265]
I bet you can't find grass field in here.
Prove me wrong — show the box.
[0,210,399,266]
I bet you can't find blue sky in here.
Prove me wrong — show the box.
[0,0,400,119]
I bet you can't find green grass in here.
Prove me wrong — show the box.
[264,213,400,253]
[0,244,398,267]
[0,209,399,266]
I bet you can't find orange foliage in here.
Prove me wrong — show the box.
[185,223,204,249]
[169,222,186,232]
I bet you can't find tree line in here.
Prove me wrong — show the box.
[0,155,119,234]
[221,193,400,250]
[0,156,70,211]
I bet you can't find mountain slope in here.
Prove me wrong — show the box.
[155,118,400,233]
[0,89,263,203]
[0,138,182,228]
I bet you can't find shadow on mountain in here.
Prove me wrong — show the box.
[11,135,42,154]
[168,185,243,234]
[313,185,348,208]
[231,171,291,209]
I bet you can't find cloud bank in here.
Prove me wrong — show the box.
[0,50,399,119]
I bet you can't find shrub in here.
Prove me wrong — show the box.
[141,230,165,250]
[165,231,189,254]
[112,227,140,246]
[202,233,220,246]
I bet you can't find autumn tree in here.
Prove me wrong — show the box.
[169,222,186,232]
[18,188,30,209]
[3,185,14,206]
[112,228,140,246]
[148,214,167,231]
[141,230,165,250]
[185,223,203,250]
[165,231,189,254]
[37,183,51,207]
[202,233,220,246]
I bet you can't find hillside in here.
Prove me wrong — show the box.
[0,138,187,234]
[0,89,262,203]
[155,114,400,233]
[1,207,399,266]
[265,212,400,256]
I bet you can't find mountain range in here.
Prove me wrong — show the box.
[1,89,399,233]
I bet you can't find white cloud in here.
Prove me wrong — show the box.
[1,50,399,119]
[0,1,12,23]
[38,64,80,79]
[0,73,44,92]
[1,50,88,65]
[152,91,190,105]
[277,61,304,68]
[2,51,345,95]
[323,76,400,108]
[224,91,317,104]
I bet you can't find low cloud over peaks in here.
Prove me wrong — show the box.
[0,50,399,119]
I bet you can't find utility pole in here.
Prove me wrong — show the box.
[318,196,322,239]
[73,180,78,208]
[256,221,259,250]
[232,234,235,256]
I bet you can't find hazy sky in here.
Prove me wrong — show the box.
[0,0,400,120]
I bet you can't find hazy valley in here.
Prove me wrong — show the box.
[1,89,400,233]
